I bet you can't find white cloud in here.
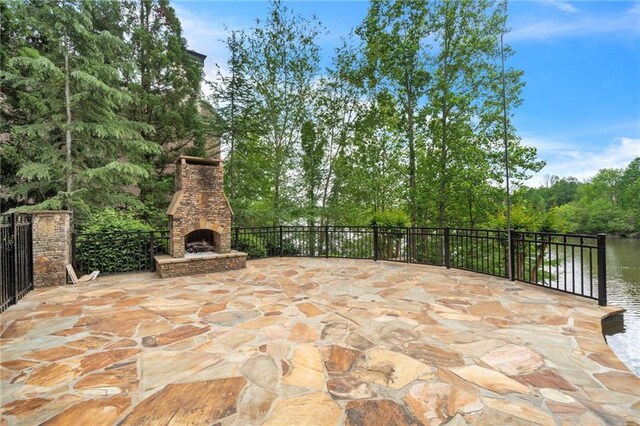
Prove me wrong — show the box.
[524,136,640,186]
[508,3,640,41]
[543,0,580,14]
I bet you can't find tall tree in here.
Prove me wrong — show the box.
[311,39,367,225]
[1,0,156,216]
[210,29,262,203]
[330,89,406,223]
[421,0,542,226]
[123,0,213,225]
[300,121,324,224]
[356,0,431,224]
[244,0,322,225]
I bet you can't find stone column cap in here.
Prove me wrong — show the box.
[29,210,73,215]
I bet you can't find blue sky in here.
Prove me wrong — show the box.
[174,0,640,186]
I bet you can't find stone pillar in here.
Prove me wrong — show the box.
[31,211,73,287]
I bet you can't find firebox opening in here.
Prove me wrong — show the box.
[185,229,219,254]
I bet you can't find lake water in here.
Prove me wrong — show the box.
[601,236,640,376]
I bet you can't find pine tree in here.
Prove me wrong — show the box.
[122,0,214,225]
[1,0,157,216]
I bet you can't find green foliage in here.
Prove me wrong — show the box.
[549,204,580,234]
[75,209,153,275]
[124,0,215,226]
[3,0,580,239]
[1,0,212,225]
[81,209,151,233]
[236,234,268,259]
[510,158,640,236]
[1,0,159,216]
[490,204,538,231]
[371,210,410,257]
[356,0,430,223]
[370,210,410,228]
[300,120,325,224]
[231,0,323,225]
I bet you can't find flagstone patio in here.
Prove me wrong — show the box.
[1,258,639,425]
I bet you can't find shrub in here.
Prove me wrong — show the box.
[281,238,301,256]
[236,234,268,259]
[82,209,152,233]
[489,204,538,231]
[370,210,410,228]
[75,209,154,274]
[370,210,409,259]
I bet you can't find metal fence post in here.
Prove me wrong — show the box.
[279,225,283,257]
[325,225,329,258]
[508,229,515,281]
[234,227,239,250]
[597,234,607,306]
[70,231,77,283]
[10,214,17,303]
[406,227,410,263]
[373,224,379,261]
[149,231,155,272]
[444,227,450,269]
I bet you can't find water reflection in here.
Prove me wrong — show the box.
[601,237,640,376]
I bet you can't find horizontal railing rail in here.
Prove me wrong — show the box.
[232,225,607,306]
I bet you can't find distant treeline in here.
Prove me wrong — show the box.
[515,158,640,237]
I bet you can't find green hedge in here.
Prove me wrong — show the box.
[75,209,155,274]
[236,234,268,259]
[81,209,152,233]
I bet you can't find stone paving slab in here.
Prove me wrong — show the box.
[1,258,639,425]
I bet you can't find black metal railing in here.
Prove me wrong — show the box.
[72,230,169,276]
[70,224,607,305]
[448,228,510,278]
[510,231,605,305]
[232,225,607,306]
[1,213,33,312]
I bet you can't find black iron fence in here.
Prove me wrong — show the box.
[510,231,605,305]
[232,225,607,306]
[72,230,169,276]
[70,224,607,306]
[1,213,33,312]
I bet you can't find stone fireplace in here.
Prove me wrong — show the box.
[154,156,246,278]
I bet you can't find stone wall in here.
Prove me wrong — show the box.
[155,252,246,279]
[31,211,72,287]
